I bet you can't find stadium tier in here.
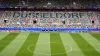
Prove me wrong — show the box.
[0,11,100,32]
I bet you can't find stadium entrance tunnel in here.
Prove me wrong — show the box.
[27,42,72,55]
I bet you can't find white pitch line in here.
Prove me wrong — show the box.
[33,33,51,56]
[28,42,72,55]
[60,33,85,56]
[79,33,100,53]
[0,32,9,40]
[0,33,30,56]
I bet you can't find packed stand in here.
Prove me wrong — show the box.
[0,0,100,9]
[0,11,100,28]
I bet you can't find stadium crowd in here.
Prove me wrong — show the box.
[0,11,100,28]
[0,0,100,9]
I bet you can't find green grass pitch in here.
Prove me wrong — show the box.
[0,32,100,56]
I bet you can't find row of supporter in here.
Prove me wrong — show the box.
[0,11,100,28]
[0,0,100,9]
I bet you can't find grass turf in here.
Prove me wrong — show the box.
[90,33,100,41]
[0,33,19,52]
[16,33,39,56]
[50,33,67,56]
[0,33,100,56]
[70,33,100,56]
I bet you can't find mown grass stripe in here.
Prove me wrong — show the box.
[70,33,100,56]
[0,32,9,40]
[33,33,51,56]
[79,33,100,53]
[60,33,84,56]
[0,33,19,53]
[0,33,30,56]
[50,33,67,56]
[90,33,100,41]
[16,33,39,56]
